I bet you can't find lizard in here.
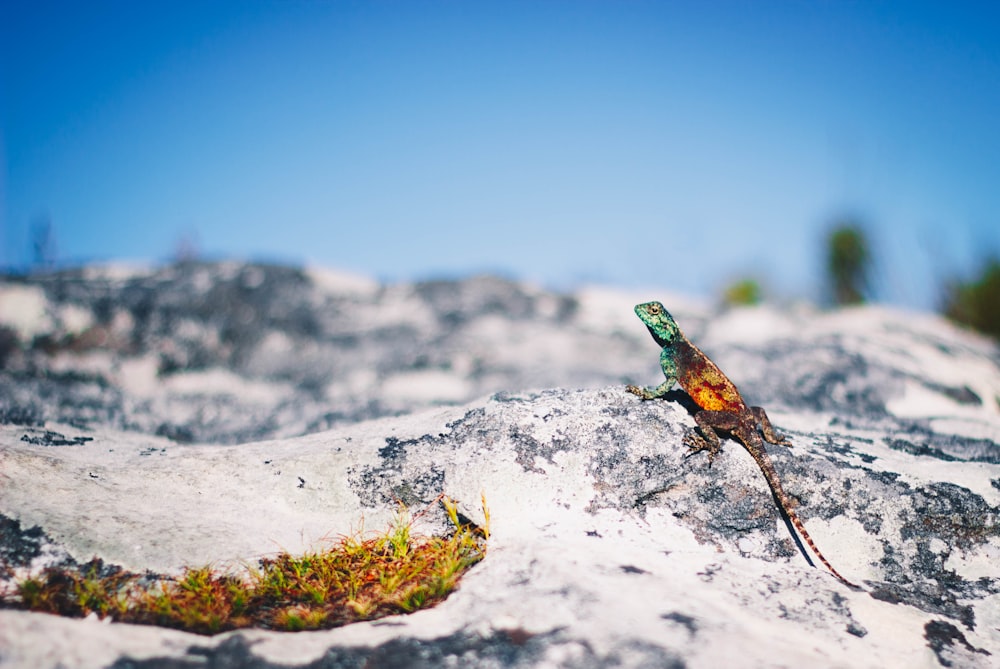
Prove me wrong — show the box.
[625,300,856,587]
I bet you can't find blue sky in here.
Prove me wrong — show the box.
[2,1,999,309]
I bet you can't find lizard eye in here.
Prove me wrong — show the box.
[648,304,660,314]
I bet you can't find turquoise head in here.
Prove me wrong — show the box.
[634,301,681,346]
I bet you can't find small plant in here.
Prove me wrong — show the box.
[722,278,762,306]
[942,257,1000,340]
[825,221,871,305]
[1,497,487,635]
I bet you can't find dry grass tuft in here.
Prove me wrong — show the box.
[3,495,488,635]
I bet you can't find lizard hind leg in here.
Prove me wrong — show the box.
[751,406,792,446]
[684,410,741,465]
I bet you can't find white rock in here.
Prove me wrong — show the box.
[1,263,998,668]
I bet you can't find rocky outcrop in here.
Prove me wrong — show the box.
[1,263,999,668]
[0,263,655,443]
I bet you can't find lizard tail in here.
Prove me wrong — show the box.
[751,450,858,588]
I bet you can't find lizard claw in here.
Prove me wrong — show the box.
[769,433,793,447]
[625,384,650,399]
[759,428,792,447]
[683,432,720,466]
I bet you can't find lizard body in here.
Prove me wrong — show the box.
[626,301,855,587]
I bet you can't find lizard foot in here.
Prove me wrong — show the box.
[752,407,793,447]
[761,428,792,447]
[625,384,649,399]
[683,432,721,465]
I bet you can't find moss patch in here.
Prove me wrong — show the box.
[2,495,487,635]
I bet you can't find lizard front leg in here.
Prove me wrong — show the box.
[751,406,791,446]
[626,380,674,400]
[684,410,741,465]
[627,347,680,400]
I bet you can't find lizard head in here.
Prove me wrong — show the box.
[634,301,680,346]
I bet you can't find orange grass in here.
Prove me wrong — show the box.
[3,496,488,635]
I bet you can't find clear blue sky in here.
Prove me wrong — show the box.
[2,1,999,308]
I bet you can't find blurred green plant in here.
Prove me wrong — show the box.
[942,257,1000,339]
[826,222,871,305]
[723,279,762,306]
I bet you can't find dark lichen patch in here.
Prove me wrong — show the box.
[155,422,196,444]
[19,429,93,447]
[867,470,903,486]
[866,479,1000,629]
[0,515,49,570]
[348,434,447,508]
[869,585,904,605]
[508,428,548,474]
[814,434,866,459]
[924,382,982,406]
[924,619,991,667]
[0,404,44,426]
[507,425,575,475]
[445,407,487,431]
[906,483,1000,550]
[660,611,698,636]
[869,573,988,632]
[584,417,687,514]
[774,344,892,417]
[947,435,1000,465]
[379,436,408,460]
[846,622,868,638]
[619,564,649,575]
[599,402,633,418]
[383,468,447,508]
[885,431,1000,465]
[105,627,598,669]
[885,422,1000,464]
[348,467,395,508]
[886,438,958,462]
[489,390,541,405]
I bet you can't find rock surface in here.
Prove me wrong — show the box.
[1,262,999,668]
[0,263,671,443]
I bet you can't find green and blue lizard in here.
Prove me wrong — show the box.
[627,301,855,587]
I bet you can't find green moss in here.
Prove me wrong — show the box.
[2,496,488,635]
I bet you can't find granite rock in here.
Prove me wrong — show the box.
[1,263,999,668]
